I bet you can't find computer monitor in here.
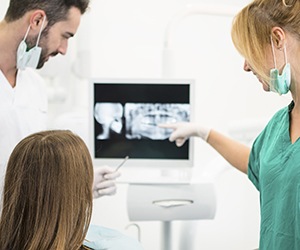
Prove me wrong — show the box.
[89,78,194,184]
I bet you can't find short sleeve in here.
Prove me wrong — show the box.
[247,120,271,191]
[248,138,261,191]
[247,104,290,191]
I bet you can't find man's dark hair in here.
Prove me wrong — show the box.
[5,0,89,26]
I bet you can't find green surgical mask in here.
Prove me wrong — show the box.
[269,36,291,95]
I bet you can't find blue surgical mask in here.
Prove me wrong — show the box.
[269,36,291,95]
[17,16,46,70]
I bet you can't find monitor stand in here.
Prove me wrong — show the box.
[162,221,172,250]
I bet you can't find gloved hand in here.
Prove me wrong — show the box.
[93,166,121,199]
[159,122,211,147]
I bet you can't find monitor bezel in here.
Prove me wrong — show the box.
[89,78,195,170]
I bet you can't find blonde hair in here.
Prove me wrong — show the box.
[0,130,93,250]
[231,0,300,82]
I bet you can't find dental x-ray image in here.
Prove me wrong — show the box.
[94,102,189,140]
[125,103,189,140]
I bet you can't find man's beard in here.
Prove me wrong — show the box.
[25,28,50,69]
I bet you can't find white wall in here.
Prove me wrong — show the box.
[0,0,9,17]
[1,0,293,249]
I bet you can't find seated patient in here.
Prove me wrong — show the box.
[0,130,143,250]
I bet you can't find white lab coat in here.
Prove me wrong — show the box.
[0,68,47,189]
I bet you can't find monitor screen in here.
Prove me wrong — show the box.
[89,78,194,183]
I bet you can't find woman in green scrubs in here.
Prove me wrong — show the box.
[160,0,300,249]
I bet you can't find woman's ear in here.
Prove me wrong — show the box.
[271,27,286,49]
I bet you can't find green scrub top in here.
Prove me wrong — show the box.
[248,101,300,250]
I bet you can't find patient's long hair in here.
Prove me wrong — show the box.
[0,130,94,250]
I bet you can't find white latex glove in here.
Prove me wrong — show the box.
[159,122,211,147]
[93,166,121,199]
